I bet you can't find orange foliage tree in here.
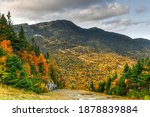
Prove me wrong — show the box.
[0,40,13,55]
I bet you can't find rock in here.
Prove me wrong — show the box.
[46,83,57,91]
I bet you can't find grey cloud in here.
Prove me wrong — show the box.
[72,3,129,22]
[102,19,146,28]
[4,0,104,12]
[0,0,129,23]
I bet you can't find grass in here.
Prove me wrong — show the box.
[0,84,69,100]
[0,84,136,100]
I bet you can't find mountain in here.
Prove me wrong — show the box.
[13,20,150,59]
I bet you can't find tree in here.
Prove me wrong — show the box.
[105,78,112,94]
[14,26,28,50]
[115,76,127,96]
[45,52,50,59]
[0,13,17,49]
[50,66,57,84]
[6,11,12,25]
[0,64,8,84]
[19,26,25,40]
[35,46,40,56]
[123,63,129,73]
[0,47,6,57]
[0,14,7,25]
[5,55,24,85]
[31,38,40,56]
[111,72,117,81]
[0,47,8,84]
[98,81,105,92]
[0,40,13,55]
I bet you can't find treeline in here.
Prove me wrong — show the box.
[91,57,150,99]
[0,12,64,93]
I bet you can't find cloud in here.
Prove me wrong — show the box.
[1,0,107,12]
[0,0,129,23]
[71,3,129,22]
[102,19,147,27]
[135,5,148,13]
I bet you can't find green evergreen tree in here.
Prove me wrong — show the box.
[0,14,7,25]
[5,55,24,85]
[98,81,105,92]
[35,46,40,56]
[0,12,17,48]
[31,38,40,56]
[39,62,44,73]
[115,76,127,96]
[0,47,7,57]
[14,26,28,50]
[50,66,57,84]
[131,60,143,79]
[105,78,112,94]
[123,63,129,73]
[45,52,50,59]
[6,11,12,25]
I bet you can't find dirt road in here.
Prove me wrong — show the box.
[50,89,129,100]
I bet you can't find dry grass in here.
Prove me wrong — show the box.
[0,85,69,100]
[0,84,133,100]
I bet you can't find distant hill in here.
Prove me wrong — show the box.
[13,20,150,58]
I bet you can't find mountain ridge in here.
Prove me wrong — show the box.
[13,20,150,59]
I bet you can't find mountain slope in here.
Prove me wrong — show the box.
[13,20,149,91]
[14,20,150,58]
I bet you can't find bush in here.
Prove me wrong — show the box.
[14,77,33,90]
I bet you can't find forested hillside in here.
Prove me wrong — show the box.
[53,50,135,90]
[94,58,150,99]
[0,12,64,93]
[14,20,150,59]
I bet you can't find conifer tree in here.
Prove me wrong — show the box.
[6,11,12,25]
[31,37,40,56]
[98,81,105,92]
[18,26,28,50]
[123,63,129,73]
[50,66,57,84]
[105,78,112,94]
[0,12,17,48]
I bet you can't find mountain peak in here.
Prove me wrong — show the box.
[50,20,82,30]
[51,20,75,24]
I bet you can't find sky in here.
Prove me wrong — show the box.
[0,0,150,39]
